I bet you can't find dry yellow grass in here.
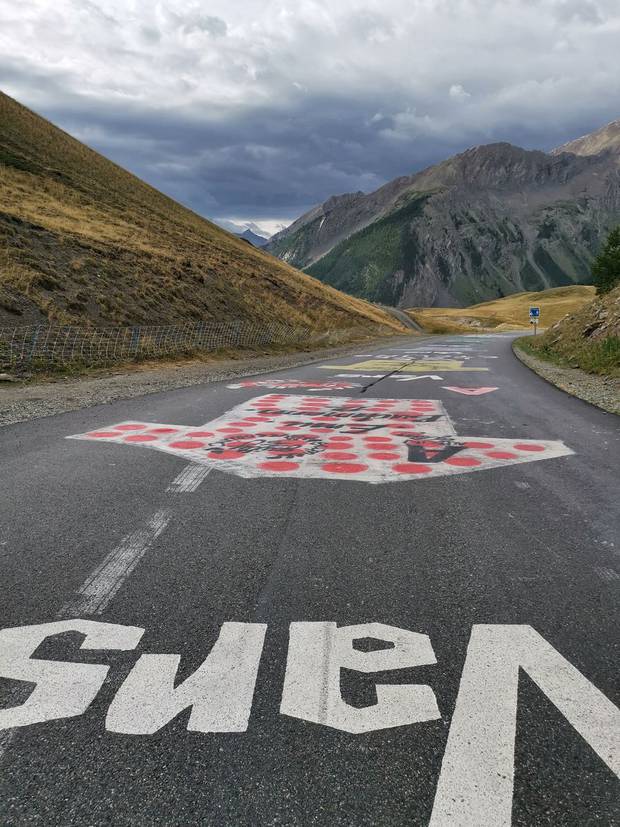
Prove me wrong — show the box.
[0,91,404,336]
[407,286,596,334]
[517,284,620,376]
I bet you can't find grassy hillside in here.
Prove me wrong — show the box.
[0,92,403,336]
[516,285,620,376]
[407,285,595,334]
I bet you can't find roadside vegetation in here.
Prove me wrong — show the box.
[592,226,620,294]
[514,229,620,377]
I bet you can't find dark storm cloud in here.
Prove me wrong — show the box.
[1,0,619,232]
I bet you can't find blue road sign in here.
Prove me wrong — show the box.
[529,306,540,318]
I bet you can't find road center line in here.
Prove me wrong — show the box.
[167,462,213,493]
[59,508,172,617]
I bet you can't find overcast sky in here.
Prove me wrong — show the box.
[1,0,619,234]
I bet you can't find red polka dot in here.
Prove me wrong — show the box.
[123,434,157,443]
[327,437,353,444]
[444,456,482,467]
[148,427,179,434]
[228,422,252,427]
[322,462,368,474]
[259,460,300,471]
[392,462,433,474]
[322,451,358,460]
[186,430,214,437]
[170,440,206,449]
[369,452,401,460]
[113,423,145,431]
[464,441,494,449]
[208,449,245,459]
[217,427,244,433]
[514,443,546,452]
[363,436,393,443]
[87,431,118,438]
[485,451,518,460]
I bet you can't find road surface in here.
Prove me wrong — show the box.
[1,334,618,825]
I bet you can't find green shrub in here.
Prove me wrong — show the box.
[592,227,620,294]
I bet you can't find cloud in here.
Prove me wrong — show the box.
[1,0,619,226]
[449,84,471,101]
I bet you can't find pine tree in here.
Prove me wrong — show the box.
[592,227,620,294]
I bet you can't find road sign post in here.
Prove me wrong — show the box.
[529,306,540,335]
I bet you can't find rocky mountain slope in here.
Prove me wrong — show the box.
[268,121,620,307]
[0,91,402,336]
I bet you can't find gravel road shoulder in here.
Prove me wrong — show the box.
[0,334,421,427]
[513,341,619,415]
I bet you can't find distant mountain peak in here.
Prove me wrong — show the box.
[238,228,269,247]
[552,119,620,157]
[267,117,620,308]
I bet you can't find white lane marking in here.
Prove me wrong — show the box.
[59,509,172,616]
[429,625,620,826]
[167,462,212,493]
[594,566,620,583]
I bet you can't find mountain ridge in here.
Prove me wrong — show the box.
[268,121,620,307]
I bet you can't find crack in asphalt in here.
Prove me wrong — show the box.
[359,360,417,394]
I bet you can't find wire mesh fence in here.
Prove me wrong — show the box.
[0,319,366,370]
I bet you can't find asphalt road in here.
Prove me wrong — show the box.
[0,333,618,826]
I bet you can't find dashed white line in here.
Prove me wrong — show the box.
[594,566,620,583]
[59,508,172,616]
[167,462,213,493]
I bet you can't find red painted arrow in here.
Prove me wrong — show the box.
[442,386,498,396]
